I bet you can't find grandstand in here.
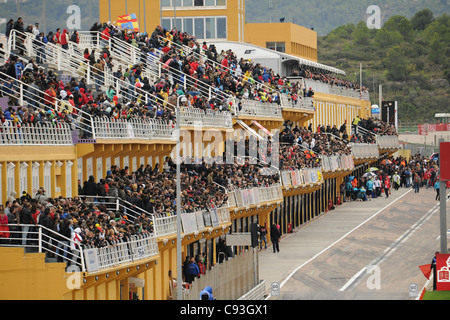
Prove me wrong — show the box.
[0,7,399,300]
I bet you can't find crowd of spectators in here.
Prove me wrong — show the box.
[278,119,352,171]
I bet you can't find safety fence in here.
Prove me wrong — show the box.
[2,222,159,274]
[227,183,283,208]
[349,142,379,159]
[280,93,315,112]
[92,117,175,141]
[377,135,400,149]
[178,107,233,128]
[0,121,73,145]
[237,100,283,119]
[83,233,158,273]
[321,154,355,172]
[281,168,323,188]
[175,249,257,300]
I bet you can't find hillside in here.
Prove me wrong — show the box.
[316,9,450,123]
[0,0,100,34]
[246,0,450,36]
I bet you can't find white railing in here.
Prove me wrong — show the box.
[377,135,399,149]
[3,223,84,271]
[153,213,177,238]
[349,142,380,159]
[2,222,159,274]
[92,117,175,141]
[83,233,158,274]
[9,29,174,115]
[227,183,283,208]
[303,78,370,101]
[320,154,355,172]
[178,107,233,128]
[280,93,315,112]
[281,168,324,188]
[0,70,95,139]
[237,100,283,119]
[78,31,234,111]
[0,121,73,145]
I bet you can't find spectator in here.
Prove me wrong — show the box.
[0,206,10,245]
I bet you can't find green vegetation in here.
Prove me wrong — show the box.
[246,0,449,36]
[422,290,450,300]
[0,0,100,34]
[317,9,450,123]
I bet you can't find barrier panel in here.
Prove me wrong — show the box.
[238,100,283,119]
[377,135,400,149]
[93,117,174,141]
[0,122,73,146]
[84,233,158,273]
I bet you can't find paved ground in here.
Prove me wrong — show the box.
[258,186,450,300]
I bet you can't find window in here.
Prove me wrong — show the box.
[217,17,227,39]
[174,18,183,31]
[163,17,226,40]
[183,0,194,6]
[194,17,205,38]
[205,0,215,5]
[184,18,193,35]
[194,0,204,6]
[161,18,171,30]
[162,0,171,7]
[266,42,285,53]
[205,17,216,39]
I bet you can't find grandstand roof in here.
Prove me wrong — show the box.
[210,40,346,76]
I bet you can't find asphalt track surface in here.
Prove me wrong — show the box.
[258,186,450,300]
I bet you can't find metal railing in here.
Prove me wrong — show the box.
[178,106,233,128]
[237,100,283,119]
[280,93,315,112]
[78,31,235,111]
[320,154,355,172]
[2,223,84,270]
[0,121,73,145]
[8,29,174,114]
[83,233,158,273]
[227,183,283,208]
[1,222,159,275]
[377,135,400,149]
[0,69,95,139]
[349,142,380,159]
[303,78,370,100]
[281,168,324,188]
[92,117,175,141]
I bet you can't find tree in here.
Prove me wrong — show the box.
[374,28,403,48]
[384,46,408,81]
[383,15,414,41]
[411,8,435,31]
[353,21,372,45]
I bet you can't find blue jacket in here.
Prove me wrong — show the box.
[187,262,199,276]
[199,286,214,300]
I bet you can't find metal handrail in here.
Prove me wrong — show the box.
[3,223,84,271]
[0,70,95,138]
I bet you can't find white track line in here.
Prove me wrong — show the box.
[339,201,441,292]
[265,188,413,299]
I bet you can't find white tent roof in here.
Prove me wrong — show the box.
[210,40,346,76]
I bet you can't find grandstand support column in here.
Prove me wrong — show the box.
[13,161,20,198]
[60,161,67,198]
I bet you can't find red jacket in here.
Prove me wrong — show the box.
[60,29,69,45]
